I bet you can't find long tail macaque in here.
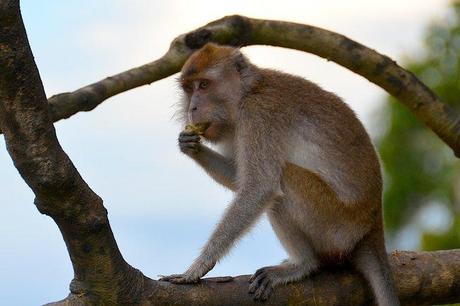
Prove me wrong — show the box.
[160,43,400,305]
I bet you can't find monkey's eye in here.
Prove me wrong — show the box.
[199,80,209,90]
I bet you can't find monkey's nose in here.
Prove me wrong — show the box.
[191,106,198,111]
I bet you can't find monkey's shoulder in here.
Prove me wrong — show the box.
[242,69,357,126]
[255,68,324,93]
[250,69,346,108]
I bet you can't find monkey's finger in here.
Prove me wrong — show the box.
[180,141,199,147]
[179,143,200,151]
[158,274,183,282]
[180,131,199,137]
[162,276,188,284]
[170,277,199,284]
[178,135,201,143]
[179,140,200,148]
[168,277,187,284]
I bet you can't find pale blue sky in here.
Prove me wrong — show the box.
[0,1,450,305]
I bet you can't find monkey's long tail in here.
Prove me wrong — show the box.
[351,223,400,306]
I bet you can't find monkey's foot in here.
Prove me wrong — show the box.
[158,273,200,284]
[248,263,311,301]
[248,266,285,301]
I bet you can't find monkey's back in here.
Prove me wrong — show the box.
[244,69,383,256]
[248,69,382,206]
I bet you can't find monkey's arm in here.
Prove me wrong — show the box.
[179,131,237,191]
[160,184,281,284]
[162,113,284,283]
[192,146,237,191]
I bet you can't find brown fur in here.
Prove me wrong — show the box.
[181,44,236,79]
[161,43,400,305]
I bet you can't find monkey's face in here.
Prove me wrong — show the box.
[180,66,241,142]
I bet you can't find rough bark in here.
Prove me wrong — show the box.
[47,250,460,306]
[8,15,460,157]
[1,1,460,305]
[0,1,148,304]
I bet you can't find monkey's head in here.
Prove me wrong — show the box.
[178,43,254,141]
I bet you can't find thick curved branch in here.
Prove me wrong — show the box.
[38,15,460,157]
[47,250,460,305]
[0,1,147,304]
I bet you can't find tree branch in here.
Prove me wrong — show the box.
[47,250,460,306]
[29,15,460,157]
[0,1,148,304]
[2,3,460,305]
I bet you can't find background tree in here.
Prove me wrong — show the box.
[379,1,460,250]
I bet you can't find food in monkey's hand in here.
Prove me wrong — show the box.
[184,122,210,135]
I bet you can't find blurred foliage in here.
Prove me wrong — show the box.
[377,1,460,250]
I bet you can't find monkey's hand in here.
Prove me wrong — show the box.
[158,272,200,284]
[159,260,215,284]
[178,130,202,155]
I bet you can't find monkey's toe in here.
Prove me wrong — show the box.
[248,267,276,301]
[249,277,274,301]
[250,266,269,283]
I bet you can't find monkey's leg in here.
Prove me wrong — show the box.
[248,204,319,301]
[351,225,400,306]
